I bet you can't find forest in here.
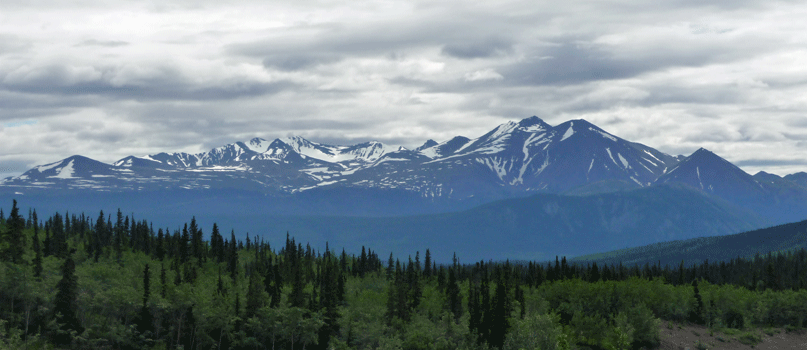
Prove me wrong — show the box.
[1,199,807,350]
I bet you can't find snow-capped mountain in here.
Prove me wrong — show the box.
[655,148,764,200]
[3,116,805,218]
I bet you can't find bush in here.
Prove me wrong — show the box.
[503,313,563,350]
[625,303,660,349]
[737,331,762,346]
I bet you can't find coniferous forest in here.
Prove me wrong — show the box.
[2,199,807,350]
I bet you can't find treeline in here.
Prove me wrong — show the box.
[1,200,807,350]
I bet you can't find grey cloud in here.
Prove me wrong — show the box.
[75,39,129,47]
[682,129,738,143]
[0,158,30,174]
[227,12,521,61]
[734,159,807,168]
[0,34,32,54]
[0,67,296,101]
[262,54,342,71]
[782,132,807,141]
[641,86,743,106]
[441,38,512,59]
[501,44,646,86]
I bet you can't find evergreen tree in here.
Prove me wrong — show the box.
[233,294,242,332]
[479,264,492,344]
[245,268,264,319]
[446,267,462,321]
[228,230,238,281]
[180,224,190,263]
[33,218,43,278]
[3,199,25,263]
[590,262,601,282]
[156,228,165,261]
[488,273,511,348]
[53,253,83,346]
[424,249,432,278]
[210,223,223,263]
[93,211,105,262]
[407,257,422,310]
[138,264,154,335]
[114,209,124,262]
[270,264,283,308]
[386,252,394,280]
[290,262,306,308]
[765,261,780,291]
[515,285,525,319]
[689,280,704,324]
[160,264,167,299]
[218,267,226,295]
[468,276,482,342]
[189,216,202,263]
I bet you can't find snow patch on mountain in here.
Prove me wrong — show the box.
[561,122,575,141]
[618,153,629,169]
[37,161,62,173]
[606,148,618,166]
[51,160,76,179]
[591,127,617,142]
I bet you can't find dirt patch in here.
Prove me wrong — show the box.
[657,322,807,350]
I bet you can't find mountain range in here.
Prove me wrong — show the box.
[3,116,807,261]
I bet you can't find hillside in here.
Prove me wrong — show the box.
[247,185,767,262]
[573,219,807,266]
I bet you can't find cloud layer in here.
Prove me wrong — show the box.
[2,0,807,177]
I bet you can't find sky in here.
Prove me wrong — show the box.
[2,0,807,178]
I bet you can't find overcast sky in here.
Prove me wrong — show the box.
[2,0,807,178]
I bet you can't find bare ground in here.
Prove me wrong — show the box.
[657,322,807,350]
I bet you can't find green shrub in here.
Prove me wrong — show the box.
[503,313,563,350]
[737,331,762,346]
[625,303,660,348]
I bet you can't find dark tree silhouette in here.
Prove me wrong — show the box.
[53,253,83,346]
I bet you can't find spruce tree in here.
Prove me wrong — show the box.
[228,230,238,281]
[53,253,83,346]
[407,257,422,310]
[210,223,223,263]
[114,218,123,266]
[93,211,105,262]
[218,267,227,295]
[160,264,167,298]
[424,249,432,278]
[386,253,394,280]
[468,277,482,342]
[590,262,601,282]
[3,199,24,264]
[488,274,511,349]
[446,268,462,321]
[138,264,154,334]
[180,224,189,263]
[479,264,492,344]
[156,228,165,261]
[33,222,43,278]
[263,264,275,303]
[189,217,201,263]
[689,280,704,324]
[270,264,283,308]
[245,268,263,319]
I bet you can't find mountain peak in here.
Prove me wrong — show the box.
[248,137,268,151]
[518,116,551,130]
[416,139,439,151]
